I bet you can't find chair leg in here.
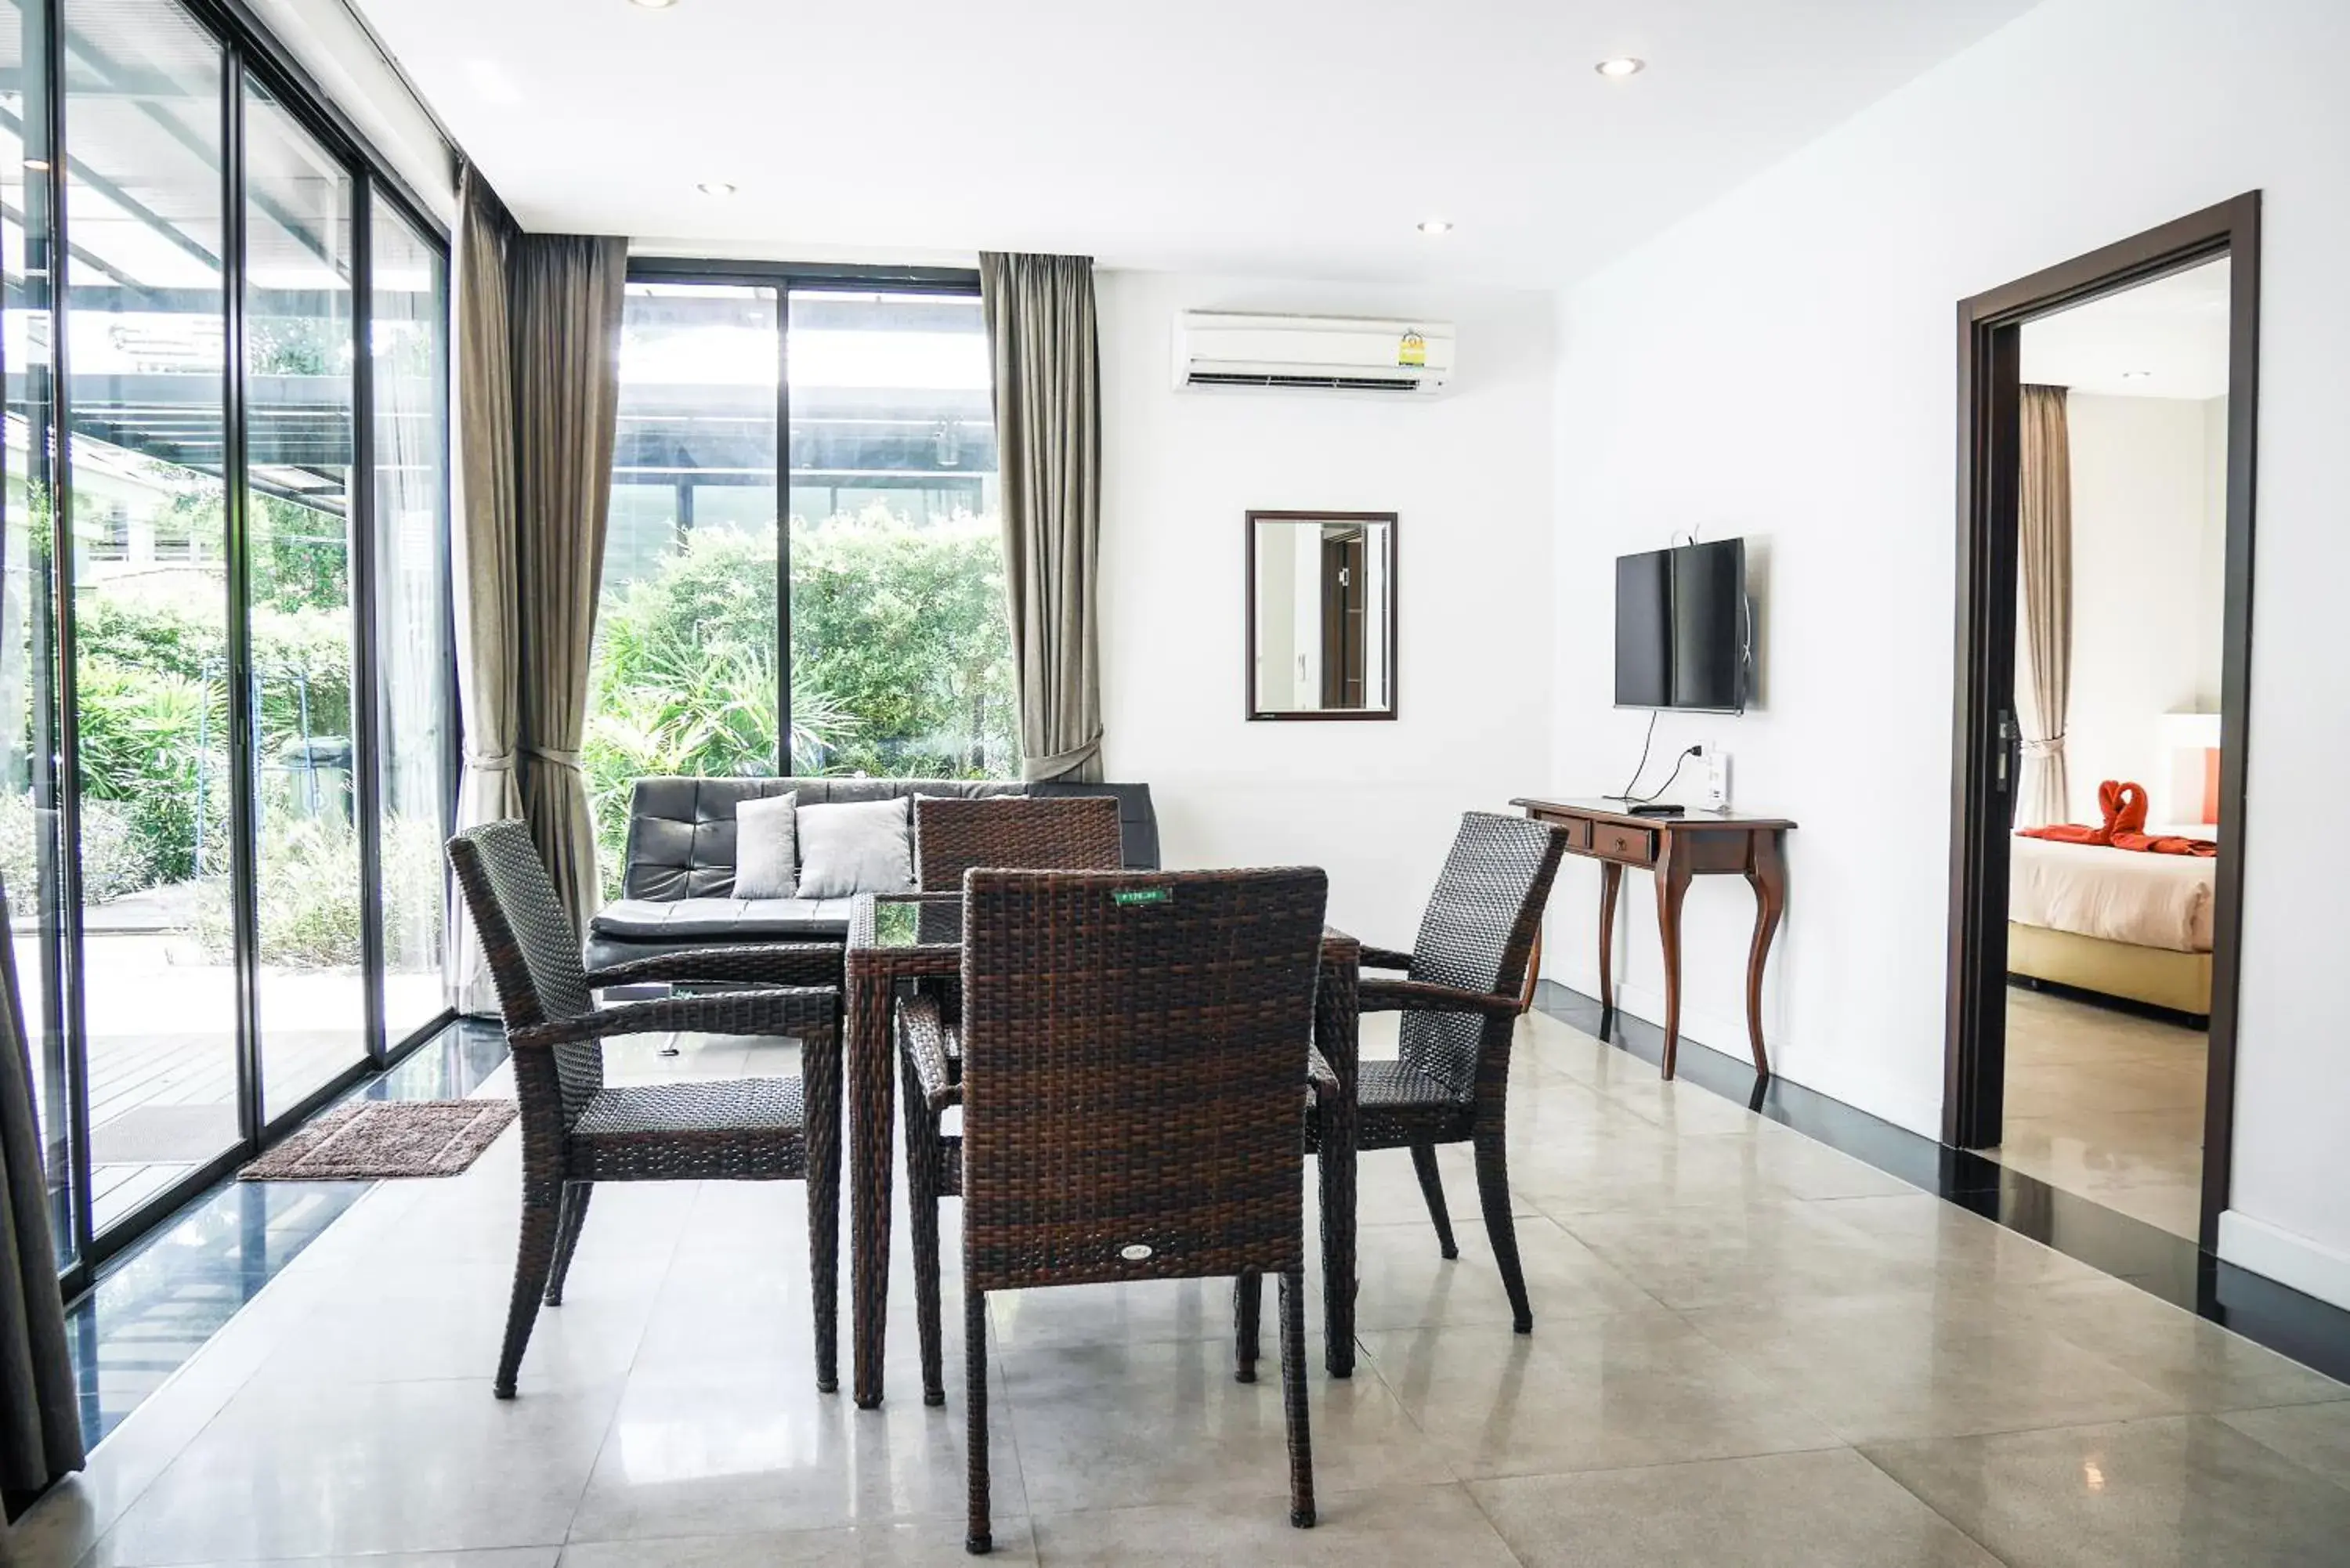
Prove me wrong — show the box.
[1233,1269,1262,1384]
[1409,1143,1459,1260]
[902,1056,946,1407]
[1280,1265,1316,1529]
[965,1288,992,1555]
[543,1181,592,1306]
[1474,1129,1532,1333]
[497,1176,563,1398]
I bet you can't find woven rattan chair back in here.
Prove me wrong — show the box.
[957,867,1328,1294]
[448,821,605,1120]
[1398,811,1569,1097]
[913,795,1124,891]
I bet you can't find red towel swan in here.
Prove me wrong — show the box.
[2018,780,2216,857]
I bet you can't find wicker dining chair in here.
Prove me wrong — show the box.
[897,793,1126,1407]
[447,821,845,1398]
[1238,810,1566,1347]
[909,867,1329,1553]
[913,793,1125,891]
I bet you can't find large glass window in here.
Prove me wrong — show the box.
[786,289,1010,779]
[588,276,1013,895]
[2,0,74,1266]
[8,0,456,1270]
[371,205,451,1048]
[63,0,241,1230]
[590,282,781,893]
[242,78,363,1121]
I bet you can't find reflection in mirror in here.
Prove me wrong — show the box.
[1248,511,1395,720]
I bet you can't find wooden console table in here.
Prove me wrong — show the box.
[1509,797,1795,1080]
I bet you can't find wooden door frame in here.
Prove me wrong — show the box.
[1944,191,2261,1252]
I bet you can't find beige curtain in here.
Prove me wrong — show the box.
[981,253,1104,782]
[449,166,626,1010]
[0,887,81,1505]
[511,233,627,930]
[2018,384,2073,828]
[449,168,523,1013]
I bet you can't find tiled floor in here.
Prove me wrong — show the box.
[1994,986,2207,1239]
[8,1007,2348,1567]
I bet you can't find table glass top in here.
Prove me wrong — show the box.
[867,892,965,948]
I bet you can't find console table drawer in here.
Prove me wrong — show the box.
[1556,817,1593,851]
[1594,825,1657,865]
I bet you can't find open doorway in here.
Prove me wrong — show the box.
[1945,197,2258,1252]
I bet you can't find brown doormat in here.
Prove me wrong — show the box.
[240,1099,518,1180]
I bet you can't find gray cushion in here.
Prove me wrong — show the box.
[589,896,856,941]
[733,793,798,898]
[796,797,914,899]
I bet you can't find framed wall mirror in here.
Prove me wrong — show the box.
[1246,510,1397,721]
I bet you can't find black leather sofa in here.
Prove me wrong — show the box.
[583,776,1159,972]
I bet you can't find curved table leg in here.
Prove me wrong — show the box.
[1596,862,1622,1035]
[1654,847,1692,1079]
[1743,832,1788,1078]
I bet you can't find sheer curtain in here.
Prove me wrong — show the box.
[2017,384,2073,828]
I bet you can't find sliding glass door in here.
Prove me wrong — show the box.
[61,0,242,1229]
[5,0,457,1279]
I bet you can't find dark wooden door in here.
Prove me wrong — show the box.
[1319,532,1366,708]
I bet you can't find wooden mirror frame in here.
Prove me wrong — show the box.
[1243,510,1398,722]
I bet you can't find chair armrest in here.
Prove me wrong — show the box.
[512,986,837,1050]
[895,994,961,1111]
[584,942,842,990]
[1306,1045,1341,1101]
[1358,977,1523,1018]
[1358,945,1415,972]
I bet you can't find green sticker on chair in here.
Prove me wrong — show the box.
[1112,887,1172,907]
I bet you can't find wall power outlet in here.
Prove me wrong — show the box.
[1701,746,1730,811]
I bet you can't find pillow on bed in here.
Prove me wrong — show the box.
[796,797,914,899]
[732,793,799,899]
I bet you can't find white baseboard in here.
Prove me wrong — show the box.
[2218,1210,2350,1312]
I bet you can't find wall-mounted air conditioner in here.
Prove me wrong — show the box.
[1172,311,1455,396]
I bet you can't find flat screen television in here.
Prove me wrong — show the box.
[1614,538,1749,712]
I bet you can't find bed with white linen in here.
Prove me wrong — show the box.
[2007,832,2214,1021]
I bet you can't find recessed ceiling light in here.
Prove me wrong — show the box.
[2121,369,2153,381]
[696,180,736,197]
[23,157,49,172]
[1595,56,1646,78]
[1417,218,1453,236]
[629,0,678,9]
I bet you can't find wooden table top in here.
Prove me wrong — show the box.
[1510,797,1799,833]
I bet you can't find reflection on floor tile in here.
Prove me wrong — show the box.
[9,1006,2347,1568]
[62,1017,509,1447]
[1993,986,2207,1241]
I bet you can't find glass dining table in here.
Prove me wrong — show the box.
[841,890,1363,1408]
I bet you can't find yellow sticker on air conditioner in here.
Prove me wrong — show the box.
[1397,331,1427,368]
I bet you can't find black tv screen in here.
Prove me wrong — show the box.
[1613,539,1747,712]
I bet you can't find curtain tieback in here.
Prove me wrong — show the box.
[1021,732,1104,782]
[2021,735,2067,758]
[464,748,516,773]
[524,744,584,771]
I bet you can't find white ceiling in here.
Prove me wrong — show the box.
[2021,258,2232,400]
[356,0,2040,286]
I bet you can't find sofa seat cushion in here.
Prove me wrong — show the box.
[589,895,857,942]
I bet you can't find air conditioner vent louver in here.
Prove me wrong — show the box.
[1172,311,1453,397]
[1185,371,1425,393]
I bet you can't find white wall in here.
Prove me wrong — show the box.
[2052,392,2219,823]
[1098,269,1554,944]
[1548,0,2350,1302]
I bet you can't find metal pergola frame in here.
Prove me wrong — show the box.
[9,0,460,1298]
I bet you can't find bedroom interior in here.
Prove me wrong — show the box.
[1984,248,2238,1241]
[1549,206,2253,1252]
